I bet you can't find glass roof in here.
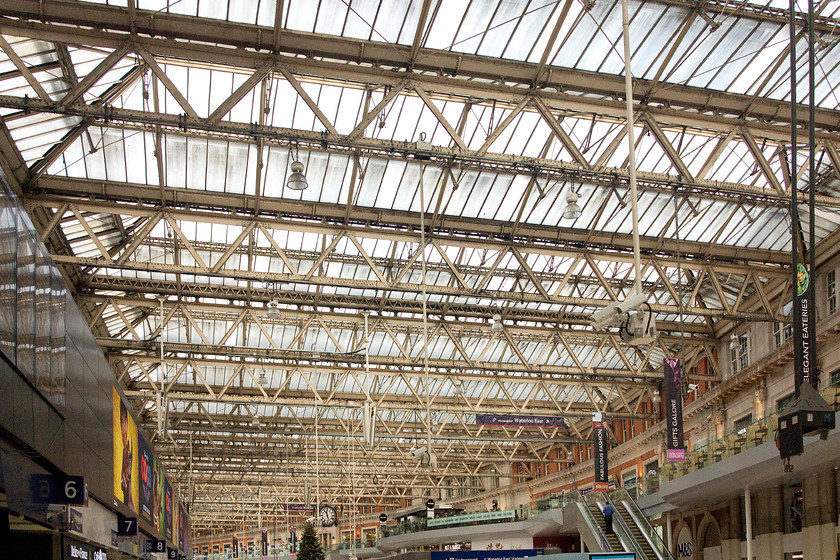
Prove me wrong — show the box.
[1,0,839,522]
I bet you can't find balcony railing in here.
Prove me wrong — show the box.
[637,385,840,494]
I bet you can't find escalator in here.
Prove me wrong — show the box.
[587,503,624,552]
[613,502,657,559]
[608,489,675,560]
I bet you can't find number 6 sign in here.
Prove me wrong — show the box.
[30,474,86,505]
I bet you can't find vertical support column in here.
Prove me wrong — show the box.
[802,469,838,558]
[744,485,753,560]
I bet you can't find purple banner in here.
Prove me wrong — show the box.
[283,503,314,511]
[664,358,685,462]
[475,414,564,428]
[179,506,187,552]
[164,479,173,540]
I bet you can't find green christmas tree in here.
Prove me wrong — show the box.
[297,522,325,560]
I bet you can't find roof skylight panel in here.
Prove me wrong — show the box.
[215,0,261,24]
[493,111,551,157]
[813,45,840,109]
[496,0,560,62]
[703,139,759,185]
[475,173,518,222]
[633,131,677,176]
[681,18,753,90]
[9,117,81,165]
[220,142,255,195]
[473,0,531,58]
[719,25,787,94]
[762,37,817,102]
[553,2,613,73]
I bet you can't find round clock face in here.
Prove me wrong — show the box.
[319,505,337,527]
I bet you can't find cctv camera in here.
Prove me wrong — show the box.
[616,292,649,314]
[591,292,650,329]
[591,303,621,329]
[687,383,699,391]
[410,447,427,460]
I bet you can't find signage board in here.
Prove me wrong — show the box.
[117,514,137,536]
[64,538,108,560]
[475,414,564,428]
[426,509,515,528]
[31,474,87,505]
[664,359,685,462]
[430,549,544,560]
[146,539,166,554]
[593,421,608,491]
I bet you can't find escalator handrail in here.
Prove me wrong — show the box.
[609,488,676,560]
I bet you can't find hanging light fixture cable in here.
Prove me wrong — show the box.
[418,161,434,467]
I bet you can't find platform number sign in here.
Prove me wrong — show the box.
[60,476,85,504]
[30,474,86,505]
[117,514,137,536]
[168,547,178,559]
[146,540,167,553]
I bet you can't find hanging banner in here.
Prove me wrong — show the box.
[173,500,179,548]
[138,435,154,526]
[593,421,608,491]
[154,457,164,532]
[164,479,173,541]
[179,508,188,553]
[664,358,685,462]
[113,388,139,513]
[794,264,817,390]
[475,414,564,428]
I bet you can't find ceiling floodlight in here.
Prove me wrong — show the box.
[257,371,268,385]
[267,297,281,319]
[252,415,262,428]
[491,313,503,333]
[286,160,309,191]
[562,191,582,220]
[729,333,738,350]
[452,378,463,397]
[652,390,661,405]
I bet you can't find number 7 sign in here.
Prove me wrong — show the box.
[117,514,137,536]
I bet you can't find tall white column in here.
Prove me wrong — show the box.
[744,485,753,560]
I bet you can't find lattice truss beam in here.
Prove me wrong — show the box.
[2,0,840,516]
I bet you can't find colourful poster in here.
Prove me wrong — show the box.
[112,388,139,512]
[173,499,179,546]
[154,457,164,532]
[165,479,173,541]
[138,435,154,525]
[179,507,188,552]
